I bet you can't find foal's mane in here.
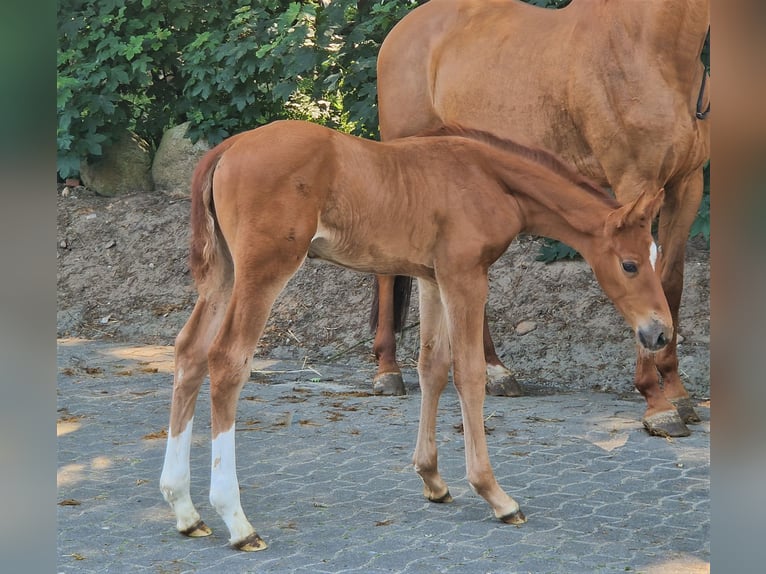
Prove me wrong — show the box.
[415,125,619,207]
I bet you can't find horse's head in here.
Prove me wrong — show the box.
[591,188,673,352]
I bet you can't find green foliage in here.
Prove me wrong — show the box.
[57,0,200,177]
[690,162,711,244]
[535,238,580,264]
[57,0,422,178]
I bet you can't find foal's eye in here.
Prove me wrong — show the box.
[622,261,638,274]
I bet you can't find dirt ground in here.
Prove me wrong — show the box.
[56,186,710,398]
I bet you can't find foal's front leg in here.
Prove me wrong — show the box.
[453,351,526,523]
[443,277,526,524]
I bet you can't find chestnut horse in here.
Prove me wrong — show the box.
[160,119,671,550]
[373,0,710,437]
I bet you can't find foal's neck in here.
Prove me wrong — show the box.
[498,161,617,258]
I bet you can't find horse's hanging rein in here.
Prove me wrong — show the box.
[695,27,710,120]
[695,72,710,120]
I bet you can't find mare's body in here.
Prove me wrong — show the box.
[373,0,710,437]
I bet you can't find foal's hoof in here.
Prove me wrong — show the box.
[485,365,523,397]
[642,410,691,438]
[669,397,702,424]
[233,532,268,552]
[427,489,453,504]
[180,520,212,538]
[500,508,527,525]
[373,372,406,395]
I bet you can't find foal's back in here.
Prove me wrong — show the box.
[210,121,528,279]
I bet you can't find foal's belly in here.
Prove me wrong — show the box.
[308,230,434,280]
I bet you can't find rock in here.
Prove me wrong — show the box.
[80,131,153,196]
[151,122,211,194]
[515,320,537,336]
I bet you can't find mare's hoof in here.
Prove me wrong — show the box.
[669,397,702,424]
[485,376,523,397]
[485,365,523,396]
[180,520,212,538]
[427,490,453,504]
[233,532,268,552]
[642,410,691,438]
[500,508,527,525]
[373,372,406,395]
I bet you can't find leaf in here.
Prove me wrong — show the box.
[278,3,301,29]
[273,79,297,102]
[256,42,275,58]
[57,154,81,179]
[535,238,580,263]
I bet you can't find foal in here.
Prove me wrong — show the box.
[160,120,672,551]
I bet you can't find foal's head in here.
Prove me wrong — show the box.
[590,188,672,352]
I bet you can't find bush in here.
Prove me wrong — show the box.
[57,0,422,179]
[57,0,199,178]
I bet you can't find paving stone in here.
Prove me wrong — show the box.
[57,340,709,573]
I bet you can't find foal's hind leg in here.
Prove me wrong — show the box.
[206,253,308,551]
[160,294,228,537]
[413,279,453,503]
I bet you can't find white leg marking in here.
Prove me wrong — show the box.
[649,241,658,271]
[160,418,202,532]
[209,425,255,544]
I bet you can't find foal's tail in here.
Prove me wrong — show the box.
[188,139,239,292]
[369,276,413,334]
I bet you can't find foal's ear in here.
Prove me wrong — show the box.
[609,188,665,230]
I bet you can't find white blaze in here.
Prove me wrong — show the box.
[649,242,658,271]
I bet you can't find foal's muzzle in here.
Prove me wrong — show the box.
[637,319,672,352]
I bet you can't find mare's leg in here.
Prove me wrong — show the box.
[413,280,453,503]
[442,274,525,524]
[632,169,703,436]
[372,275,406,395]
[482,310,523,397]
[613,173,699,437]
[653,169,704,424]
[160,293,228,537]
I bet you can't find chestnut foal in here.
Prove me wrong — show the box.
[160,120,671,550]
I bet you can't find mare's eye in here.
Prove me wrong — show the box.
[622,261,638,274]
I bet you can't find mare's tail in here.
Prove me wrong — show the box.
[369,276,413,334]
[188,139,239,293]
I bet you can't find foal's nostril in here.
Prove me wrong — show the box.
[638,323,670,351]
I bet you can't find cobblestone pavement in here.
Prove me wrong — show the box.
[57,339,710,574]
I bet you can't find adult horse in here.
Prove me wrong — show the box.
[160,119,671,550]
[372,0,710,437]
